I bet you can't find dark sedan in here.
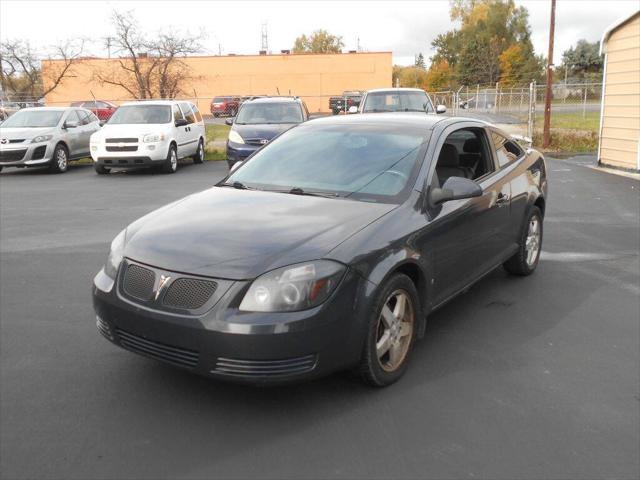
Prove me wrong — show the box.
[225,96,309,169]
[92,114,547,387]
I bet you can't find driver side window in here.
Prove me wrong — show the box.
[434,128,494,187]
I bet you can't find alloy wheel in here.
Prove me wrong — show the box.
[376,289,414,372]
[56,148,68,171]
[525,216,541,267]
[170,148,177,171]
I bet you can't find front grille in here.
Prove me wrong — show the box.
[106,145,138,152]
[163,278,217,309]
[8,139,25,143]
[116,328,199,368]
[106,138,138,143]
[213,354,317,378]
[123,264,155,300]
[100,156,149,165]
[31,145,46,160]
[245,138,268,146]
[0,149,27,162]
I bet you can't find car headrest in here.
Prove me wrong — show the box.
[463,138,481,153]
[438,144,459,167]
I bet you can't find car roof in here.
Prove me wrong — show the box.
[12,107,70,112]
[366,88,427,94]
[245,96,302,104]
[120,100,184,107]
[306,112,469,130]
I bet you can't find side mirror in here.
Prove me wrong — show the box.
[224,118,234,126]
[436,105,447,114]
[348,106,358,114]
[175,118,188,127]
[430,176,482,206]
[229,161,243,172]
[63,120,79,129]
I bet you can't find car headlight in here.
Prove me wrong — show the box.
[228,129,244,144]
[239,260,346,312]
[143,133,165,143]
[104,229,126,279]
[32,134,53,143]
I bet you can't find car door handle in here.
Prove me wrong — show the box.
[496,193,509,205]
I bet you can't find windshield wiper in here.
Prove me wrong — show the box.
[219,181,260,190]
[284,187,340,198]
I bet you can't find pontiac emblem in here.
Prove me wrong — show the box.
[155,275,171,300]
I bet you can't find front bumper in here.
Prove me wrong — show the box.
[91,141,168,166]
[226,141,259,168]
[92,261,367,384]
[0,141,53,168]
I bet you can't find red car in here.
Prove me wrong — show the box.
[210,96,241,117]
[70,100,117,121]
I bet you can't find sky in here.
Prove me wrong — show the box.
[0,0,638,66]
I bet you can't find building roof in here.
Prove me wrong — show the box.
[600,9,640,55]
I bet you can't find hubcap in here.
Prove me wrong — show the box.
[199,142,204,160]
[376,289,414,372]
[170,150,177,170]
[525,216,541,266]
[57,149,67,170]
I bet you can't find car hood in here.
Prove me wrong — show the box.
[0,127,56,141]
[233,123,297,141]
[93,124,168,140]
[124,187,395,280]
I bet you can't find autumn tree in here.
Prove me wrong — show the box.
[425,60,453,90]
[292,30,344,53]
[92,11,201,99]
[0,38,85,100]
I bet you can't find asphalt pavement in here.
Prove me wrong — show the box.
[1,157,638,479]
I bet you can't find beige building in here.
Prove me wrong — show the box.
[42,52,392,114]
[598,10,640,171]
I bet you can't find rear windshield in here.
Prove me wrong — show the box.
[1,110,63,128]
[213,97,232,102]
[235,102,303,125]
[363,91,434,113]
[107,105,171,124]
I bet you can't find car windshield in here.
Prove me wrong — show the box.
[363,91,434,113]
[1,110,63,128]
[107,105,170,124]
[225,123,429,203]
[213,97,231,103]
[235,103,303,124]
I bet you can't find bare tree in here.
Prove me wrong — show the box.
[0,39,84,100]
[93,11,202,99]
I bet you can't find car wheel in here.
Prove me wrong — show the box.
[192,139,205,164]
[213,113,219,118]
[49,144,69,173]
[503,206,543,276]
[94,164,110,175]
[359,273,418,387]
[162,144,178,174]
[0,166,3,173]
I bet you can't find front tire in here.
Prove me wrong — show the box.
[359,273,419,387]
[192,139,205,164]
[94,164,110,175]
[503,206,543,276]
[162,144,178,174]
[49,144,69,173]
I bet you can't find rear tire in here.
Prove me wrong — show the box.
[359,273,419,387]
[192,139,205,164]
[503,206,543,276]
[49,144,68,173]
[94,164,110,175]
[162,144,178,174]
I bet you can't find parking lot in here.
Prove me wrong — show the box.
[1,158,638,479]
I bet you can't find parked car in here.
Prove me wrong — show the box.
[329,90,364,115]
[92,113,547,387]
[70,100,118,121]
[354,88,445,114]
[225,96,309,169]
[0,106,100,173]
[89,100,205,174]
[210,96,241,117]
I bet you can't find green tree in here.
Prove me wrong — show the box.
[292,30,344,53]
[414,52,426,69]
[561,40,603,81]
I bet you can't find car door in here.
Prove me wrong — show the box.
[420,123,511,307]
[178,102,198,156]
[189,103,205,144]
[76,110,99,156]
[62,110,83,156]
[172,104,190,158]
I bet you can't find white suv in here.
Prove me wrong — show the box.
[90,100,205,174]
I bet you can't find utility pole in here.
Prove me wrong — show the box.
[543,0,556,149]
[261,22,268,53]
[104,36,113,58]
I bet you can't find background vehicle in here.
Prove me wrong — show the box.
[90,100,205,174]
[329,90,364,115]
[355,88,445,114]
[211,96,241,117]
[70,100,118,121]
[93,113,547,387]
[225,96,309,169]
[0,106,100,173]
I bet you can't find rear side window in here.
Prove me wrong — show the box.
[179,102,195,124]
[191,103,203,122]
[492,131,524,167]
